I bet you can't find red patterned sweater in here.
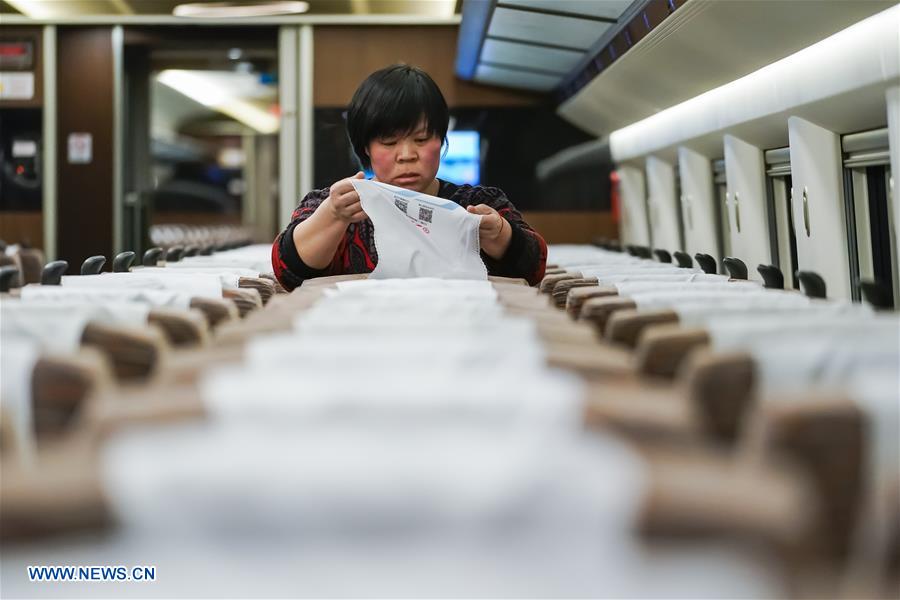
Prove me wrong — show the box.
[272,179,547,291]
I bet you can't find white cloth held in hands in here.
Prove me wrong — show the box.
[351,179,487,280]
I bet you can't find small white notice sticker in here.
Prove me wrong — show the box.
[67,133,92,164]
[0,72,34,100]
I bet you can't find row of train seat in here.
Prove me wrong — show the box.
[0,233,897,597]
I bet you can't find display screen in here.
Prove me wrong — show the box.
[0,41,34,70]
[437,130,480,186]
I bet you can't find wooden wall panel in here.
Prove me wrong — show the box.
[0,211,43,249]
[313,26,543,107]
[56,27,114,273]
[522,211,618,245]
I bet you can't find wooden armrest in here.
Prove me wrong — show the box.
[223,288,263,317]
[583,379,695,442]
[488,275,529,286]
[539,272,582,294]
[17,248,45,285]
[605,308,679,348]
[189,297,239,329]
[638,448,819,564]
[745,394,865,562]
[238,277,277,305]
[634,325,710,379]
[532,316,598,345]
[258,273,287,294]
[0,438,109,540]
[543,341,634,379]
[552,278,599,307]
[682,349,756,444]
[79,321,167,382]
[31,350,111,439]
[580,296,637,334]
[147,307,209,348]
[566,285,618,319]
[89,383,205,434]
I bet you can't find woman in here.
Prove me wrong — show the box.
[271,64,547,291]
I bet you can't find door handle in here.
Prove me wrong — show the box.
[724,192,732,233]
[802,186,810,237]
[682,194,693,230]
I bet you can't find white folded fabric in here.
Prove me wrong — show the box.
[334,277,495,294]
[614,279,759,296]
[179,243,272,273]
[61,272,223,298]
[735,327,899,392]
[352,179,487,280]
[102,422,643,541]
[20,284,193,310]
[1,300,150,352]
[674,299,864,326]
[593,272,727,284]
[630,287,799,307]
[705,311,887,349]
[137,265,260,280]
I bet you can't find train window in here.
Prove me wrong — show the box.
[765,147,798,289]
[842,127,894,308]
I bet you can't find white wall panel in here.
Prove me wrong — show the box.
[645,156,680,252]
[884,85,899,302]
[678,147,719,261]
[618,165,650,247]
[723,135,770,280]
[787,117,851,299]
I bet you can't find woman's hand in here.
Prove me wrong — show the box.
[325,171,368,224]
[467,204,513,260]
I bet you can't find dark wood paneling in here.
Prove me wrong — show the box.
[0,211,43,248]
[522,211,617,245]
[313,26,545,107]
[56,27,114,273]
[0,25,43,108]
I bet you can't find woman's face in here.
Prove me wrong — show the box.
[367,120,442,193]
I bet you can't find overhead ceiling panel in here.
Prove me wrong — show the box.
[480,39,582,75]
[486,6,610,51]
[474,64,560,92]
[499,0,632,20]
[557,0,898,136]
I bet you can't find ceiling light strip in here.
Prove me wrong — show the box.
[173,1,309,18]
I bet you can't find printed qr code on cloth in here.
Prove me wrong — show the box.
[418,206,433,223]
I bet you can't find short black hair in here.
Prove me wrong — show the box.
[346,64,449,170]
